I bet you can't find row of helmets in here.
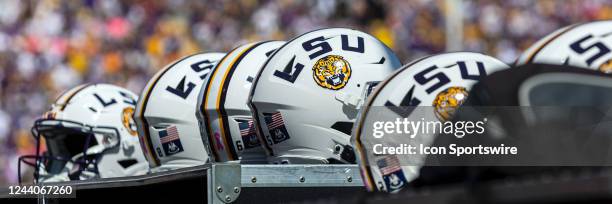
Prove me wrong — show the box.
[20,21,612,193]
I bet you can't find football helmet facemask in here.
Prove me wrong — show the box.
[18,84,148,183]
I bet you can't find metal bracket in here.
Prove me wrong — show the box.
[241,164,362,187]
[207,163,363,203]
[210,163,241,203]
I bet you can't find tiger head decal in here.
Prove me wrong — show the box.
[312,55,352,90]
[432,86,468,121]
[122,107,138,136]
[599,59,612,74]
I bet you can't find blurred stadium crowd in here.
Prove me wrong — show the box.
[0,0,610,185]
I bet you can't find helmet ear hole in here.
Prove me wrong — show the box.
[117,159,138,169]
[330,121,354,135]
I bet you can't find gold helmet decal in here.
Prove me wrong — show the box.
[599,59,612,74]
[122,107,138,136]
[432,86,468,121]
[312,55,352,90]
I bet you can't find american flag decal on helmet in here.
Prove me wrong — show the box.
[238,119,260,149]
[377,155,401,175]
[263,112,290,144]
[377,155,408,192]
[159,125,184,156]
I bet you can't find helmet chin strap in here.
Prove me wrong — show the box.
[39,170,71,183]
[66,145,104,180]
[335,91,363,109]
[36,160,73,183]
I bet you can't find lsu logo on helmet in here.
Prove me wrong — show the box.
[312,55,352,90]
[600,59,612,73]
[432,86,468,121]
[122,107,138,136]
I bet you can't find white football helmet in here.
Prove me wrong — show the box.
[352,52,510,192]
[18,84,148,183]
[516,20,612,72]
[197,41,285,163]
[249,28,401,164]
[134,52,224,172]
